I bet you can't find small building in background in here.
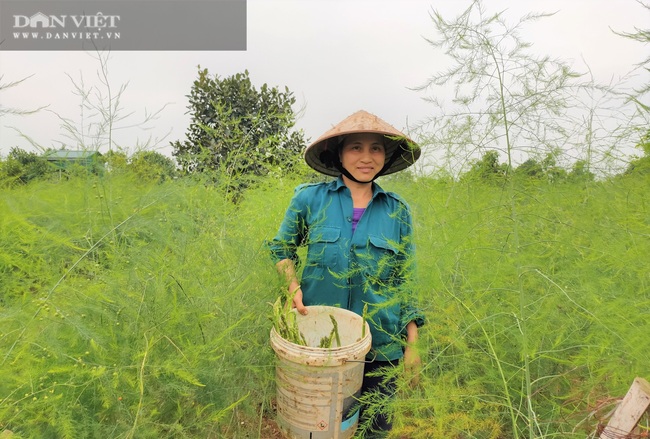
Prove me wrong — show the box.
[43,150,103,172]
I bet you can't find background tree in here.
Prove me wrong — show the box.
[128,150,177,182]
[0,147,52,184]
[103,149,129,174]
[567,159,595,181]
[461,150,508,182]
[171,68,306,187]
[513,150,567,182]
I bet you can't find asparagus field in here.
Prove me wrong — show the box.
[1,171,648,438]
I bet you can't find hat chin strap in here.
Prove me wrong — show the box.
[335,163,373,185]
[319,147,402,184]
[335,147,402,184]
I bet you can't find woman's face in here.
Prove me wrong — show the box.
[339,133,386,183]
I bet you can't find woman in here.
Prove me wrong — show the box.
[268,110,424,436]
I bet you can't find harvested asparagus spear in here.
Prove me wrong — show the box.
[329,314,341,347]
[318,314,342,348]
[271,294,306,346]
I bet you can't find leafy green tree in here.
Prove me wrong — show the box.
[129,150,177,182]
[171,69,306,184]
[514,151,568,182]
[103,149,129,173]
[461,150,508,182]
[568,159,595,181]
[541,151,568,182]
[0,147,52,184]
[514,158,543,179]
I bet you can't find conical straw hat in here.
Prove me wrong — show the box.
[304,110,421,177]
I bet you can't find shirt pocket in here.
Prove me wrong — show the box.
[306,226,341,267]
[365,234,400,283]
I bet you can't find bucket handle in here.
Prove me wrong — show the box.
[344,351,376,364]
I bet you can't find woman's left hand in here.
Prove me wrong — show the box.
[403,320,421,387]
[403,345,421,387]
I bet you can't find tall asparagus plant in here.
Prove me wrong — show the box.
[414,2,591,437]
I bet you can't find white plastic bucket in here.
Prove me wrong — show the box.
[270,305,372,439]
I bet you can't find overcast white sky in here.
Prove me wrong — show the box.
[0,0,648,161]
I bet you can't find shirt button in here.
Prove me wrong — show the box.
[346,217,352,222]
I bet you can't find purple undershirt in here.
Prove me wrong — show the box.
[352,207,365,233]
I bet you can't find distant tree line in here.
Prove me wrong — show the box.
[0,148,177,185]
[460,130,650,184]
[461,150,596,183]
[2,61,647,188]
[2,133,648,188]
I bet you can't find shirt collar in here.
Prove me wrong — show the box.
[329,176,386,199]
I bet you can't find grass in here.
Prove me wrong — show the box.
[1,170,648,438]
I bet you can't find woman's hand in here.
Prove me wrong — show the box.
[404,321,421,387]
[290,285,308,315]
[403,345,421,387]
[276,259,308,315]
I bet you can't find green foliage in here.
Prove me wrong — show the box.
[568,160,595,182]
[0,148,53,185]
[1,4,648,434]
[396,173,649,438]
[461,150,508,183]
[408,5,649,435]
[172,68,305,176]
[103,149,129,174]
[171,68,306,199]
[0,149,179,187]
[0,169,648,437]
[513,151,568,183]
[460,150,588,184]
[0,172,289,438]
[624,129,650,175]
[128,150,177,182]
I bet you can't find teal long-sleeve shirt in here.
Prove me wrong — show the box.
[268,177,424,361]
